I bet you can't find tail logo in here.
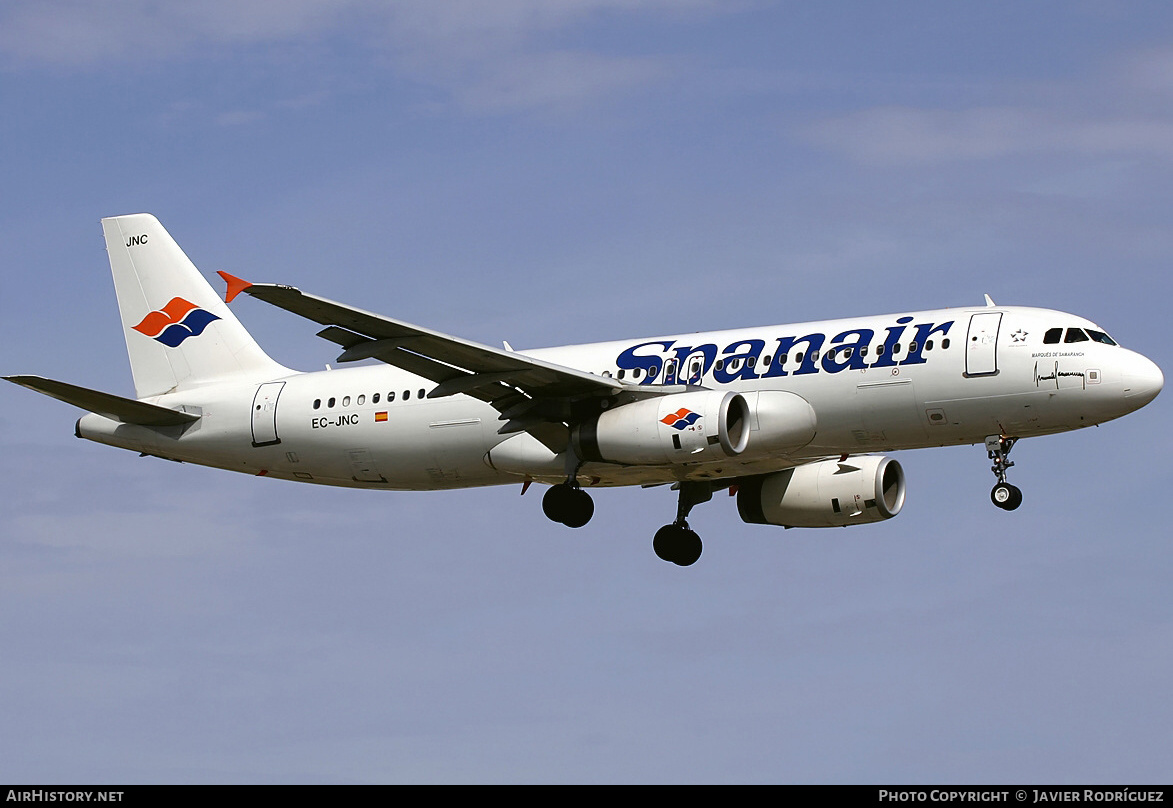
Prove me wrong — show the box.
[661,408,701,430]
[132,298,220,347]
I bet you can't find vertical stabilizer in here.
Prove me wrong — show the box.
[101,214,290,398]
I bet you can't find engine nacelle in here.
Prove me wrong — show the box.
[573,390,750,465]
[737,455,905,528]
[738,390,818,459]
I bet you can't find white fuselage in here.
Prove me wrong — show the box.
[76,305,1163,491]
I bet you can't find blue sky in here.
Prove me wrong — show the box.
[1,1,1171,783]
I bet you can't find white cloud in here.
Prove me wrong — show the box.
[441,49,671,113]
[215,109,267,127]
[802,43,1173,167]
[0,0,350,64]
[805,105,1173,165]
[0,0,719,114]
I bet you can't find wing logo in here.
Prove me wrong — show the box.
[660,408,701,430]
[132,298,220,347]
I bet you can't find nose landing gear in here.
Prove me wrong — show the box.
[986,435,1023,510]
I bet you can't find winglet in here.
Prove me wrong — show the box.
[217,271,253,303]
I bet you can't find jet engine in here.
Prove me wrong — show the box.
[737,455,905,528]
[572,390,750,465]
[737,390,817,458]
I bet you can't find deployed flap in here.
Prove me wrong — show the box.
[4,375,200,427]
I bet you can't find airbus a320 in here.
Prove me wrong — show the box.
[7,214,1163,565]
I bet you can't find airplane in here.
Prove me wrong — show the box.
[6,214,1164,566]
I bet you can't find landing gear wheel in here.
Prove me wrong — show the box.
[985,435,1023,511]
[562,488,595,528]
[990,482,1023,511]
[675,529,702,566]
[653,523,703,566]
[542,483,572,523]
[653,525,677,562]
[542,483,594,527]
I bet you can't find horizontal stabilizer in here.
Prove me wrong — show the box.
[4,375,200,427]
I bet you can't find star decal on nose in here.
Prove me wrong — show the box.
[1010,329,1028,343]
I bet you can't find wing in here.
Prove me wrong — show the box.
[4,375,200,427]
[218,273,658,452]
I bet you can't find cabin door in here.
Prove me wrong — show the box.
[251,381,285,446]
[965,312,1002,377]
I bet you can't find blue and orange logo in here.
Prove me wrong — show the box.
[132,298,220,347]
[660,408,701,430]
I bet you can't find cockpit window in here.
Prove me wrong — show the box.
[1045,326,1116,346]
[1086,329,1117,346]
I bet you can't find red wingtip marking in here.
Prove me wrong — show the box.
[217,271,252,303]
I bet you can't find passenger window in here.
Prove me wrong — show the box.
[313,399,321,410]
[715,359,724,370]
[357,394,365,405]
[633,368,642,379]
[618,369,625,380]
[860,347,868,357]
[908,341,918,353]
[1043,328,1063,344]
[388,392,396,402]
[403,390,411,400]
[942,339,950,349]
[373,393,380,404]
[419,388,426,398]
[328,397,336,408]
[1065,329,1089,343]
[925,340,933,351]
[342,396,350,407]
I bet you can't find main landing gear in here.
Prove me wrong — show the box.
[653,482,712,567]
[986,435,1023,511]
[541,476,713,567]
[542,449,596,528]
[542,481,594,528]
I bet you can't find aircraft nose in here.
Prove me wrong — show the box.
[1123,352,1163,408]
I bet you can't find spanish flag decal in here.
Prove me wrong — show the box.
[375,412,388,422]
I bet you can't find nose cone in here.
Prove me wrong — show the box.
[1122,352,1163,409]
